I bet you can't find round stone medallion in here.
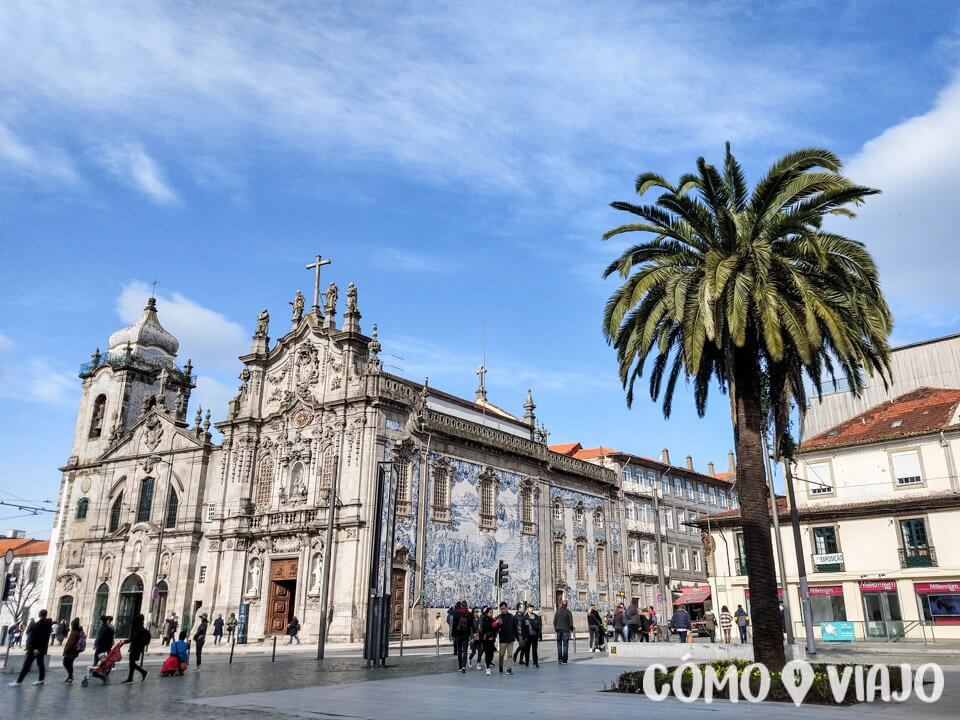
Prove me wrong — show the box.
[292,409,311,429]
[80,476,92,493]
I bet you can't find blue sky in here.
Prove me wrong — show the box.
[2,1,960,536]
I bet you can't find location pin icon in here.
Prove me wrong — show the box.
[782,660,814,706]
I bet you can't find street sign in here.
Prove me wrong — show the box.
[236,603,249,645]
[820,621,855,642]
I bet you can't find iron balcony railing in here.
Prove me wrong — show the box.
[899,545,937,568]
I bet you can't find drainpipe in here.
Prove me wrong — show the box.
[761,433,794,646]
[784,458,816,657]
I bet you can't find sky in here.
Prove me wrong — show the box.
[2,1,960,536]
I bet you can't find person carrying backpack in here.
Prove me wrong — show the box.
[122,614,150,683]
[519,605,542,668]
[62,618,85,684]
[450,601,473,673]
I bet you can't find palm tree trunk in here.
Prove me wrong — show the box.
[730,347,786,671]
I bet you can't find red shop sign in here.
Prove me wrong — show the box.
[860,580,897,593]
[808,585,844,597]
[915,582,960,594]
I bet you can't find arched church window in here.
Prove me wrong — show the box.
[574,503,585,525]
[76,498,89,521]
[395,462,411,517]
[319,453,336,489]
[553,499,563,522]
[164,490,178,529]
[594,508,604,530]
[430,459,450,522]
[255,456,274,508]
[109,494,124,533]
[479,470,496,530]
[576,543,587,582]
[597,544,608,583]
[553,540,565,582]
[520,485,535,534]
[89,394,107,438]
[136,477,155,524]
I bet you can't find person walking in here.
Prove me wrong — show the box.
[62,618,85,684]
[480,607,497,676]
[670,606,691,644]
[163,630,191,676]
[193,613,208,670]
[519,605,541,667]
[734,605,749,644]
[704,610,717,643]
[213,614,225,646]
[56,619,68,645]
[494,602,517,675]
[9,608,54,686]
[718,605,734,644]
[93,615,115,665]
[624,601,641,641]
[122,613,150,683]
[612,604,626,642]
[638,607,651,642]
[226,613,237,644]
[163,613,178,646]
[586,604,603,652]
[553,599,574,664]
[287,616,301,644]
[468,608,483,670]
[511,603,527,664]
[450,601,472,673]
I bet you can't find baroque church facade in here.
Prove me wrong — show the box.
[45,278,622,642]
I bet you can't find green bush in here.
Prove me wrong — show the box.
[613,661,905,705]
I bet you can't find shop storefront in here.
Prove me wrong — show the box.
[744,587,782,619]
[859,580,903,639]
[800,585,846,624]
[915,581,960,626]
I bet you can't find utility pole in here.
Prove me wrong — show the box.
[761,433,794,645]
[651,484,669,622]
[316,456,339,660]
[783,457,816,657]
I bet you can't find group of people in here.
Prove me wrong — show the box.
[4,617,72,649]
[610,601,667,642]
[442,598,578,676]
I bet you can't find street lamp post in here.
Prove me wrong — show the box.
[761,433,794,646]
[148,446,177,635]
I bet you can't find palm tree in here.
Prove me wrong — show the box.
[602,144,892,669]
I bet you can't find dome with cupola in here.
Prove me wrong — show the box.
[107,297,180,361]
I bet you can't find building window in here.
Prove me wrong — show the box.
[27,560,39,584]
[813,526,840,554]
[708,487,717,505]
[256,456,274,508]
[553,541,565,581]
[396,462,412,517]
[891,450,923,486]
[576,544,587,582]
[553,499,563,522]
[640,541,651,564]
[639,502,650,522]
[677,510,686,533]
[520,485,535,534]
[622,468,631,481]
[625,500,636,521]
[594,508,604,530]
[431,460,451,522]
[899,517,935,567]
[320,453,336,489]
[574,503,585,525]
[693,549,702,572]
[662,475,671,495]
[629,538,640,563]
[646,470,656,488]
[612,550,622,576]
[685,480,695,499]
[479,470,497,530]
[109,494,124,533]
[730,491,739,507]
[597,546,608,583]
[198,566,207,584]
[674,477,683,496]
[681,547,690,571]
[807,462,833,495]
[735,532,747,574]
[667,545,677,569]
[136,477,155,524]
[57,595,74,623]
[719,491,728,508]
[164,490,178,529]
[205,503,216,522]
[664,508,674,530]
[697,483,706,502]
[89,394,107,439]
[76,498,89,520]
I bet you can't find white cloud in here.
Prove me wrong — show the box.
[0,2,827,199]
[191,375,234,421]
[117,281,247,373]
[0,341,77,405]
[100,141,177,204]
[0,122,78,184]
[844,71,960,331]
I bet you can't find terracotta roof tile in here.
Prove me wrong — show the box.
[572,446,621,460]
[548,442,582,457]
[0,537,48,557]
[800,387,960,452]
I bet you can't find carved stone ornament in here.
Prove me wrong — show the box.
[292,408,312,429]
[271,535,301,553]
[143,414,163,451]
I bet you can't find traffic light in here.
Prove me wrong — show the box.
[1,573,15,601]
[496,560,509,587]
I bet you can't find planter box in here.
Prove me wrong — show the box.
[607,641,803,662]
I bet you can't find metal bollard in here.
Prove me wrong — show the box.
[399,633,404,657]
[435,632,440,656]
[272,635,277,662]
[572,631,577,654]
[229,638,235,664]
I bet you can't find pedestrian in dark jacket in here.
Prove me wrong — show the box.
[467,608,483,669]
[93,615,115,664]
[56,619,68,645]
[9,609,54,686]
[479,607,497,675]
[586,605,604,652]
[450,601,473,672]
[670,607,692,644]
[122,614,149,682]
[511,603,527,663]
[553,600,574,664]
[213,614,225,645]
[624,602,641,641]
[494,602,517,675]
[193,613,208,669]
[287,616,301,644]
[613,604,626,642]
[62,618,84,683]
[519,606,542,667]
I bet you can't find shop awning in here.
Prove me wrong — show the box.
[673,585,711,605]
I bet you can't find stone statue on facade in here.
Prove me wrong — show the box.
[255,308,270,337]
[290,290,305,325]
[324,282,338,317]
[346,282,357,313]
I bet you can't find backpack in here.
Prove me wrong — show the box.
[456,614,471,634]
[76,631,87,654]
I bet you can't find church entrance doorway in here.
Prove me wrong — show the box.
[555,589,565,608]
[116,574,144,638]
[266,558,299,635]
[390,568,406,635]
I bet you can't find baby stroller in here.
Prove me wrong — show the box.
[81,642,124,686]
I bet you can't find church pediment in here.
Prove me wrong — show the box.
[99,409,205,461]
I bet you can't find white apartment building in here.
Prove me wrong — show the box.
[700,386,960,641]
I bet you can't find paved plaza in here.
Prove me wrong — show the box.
[2,640,960,720]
